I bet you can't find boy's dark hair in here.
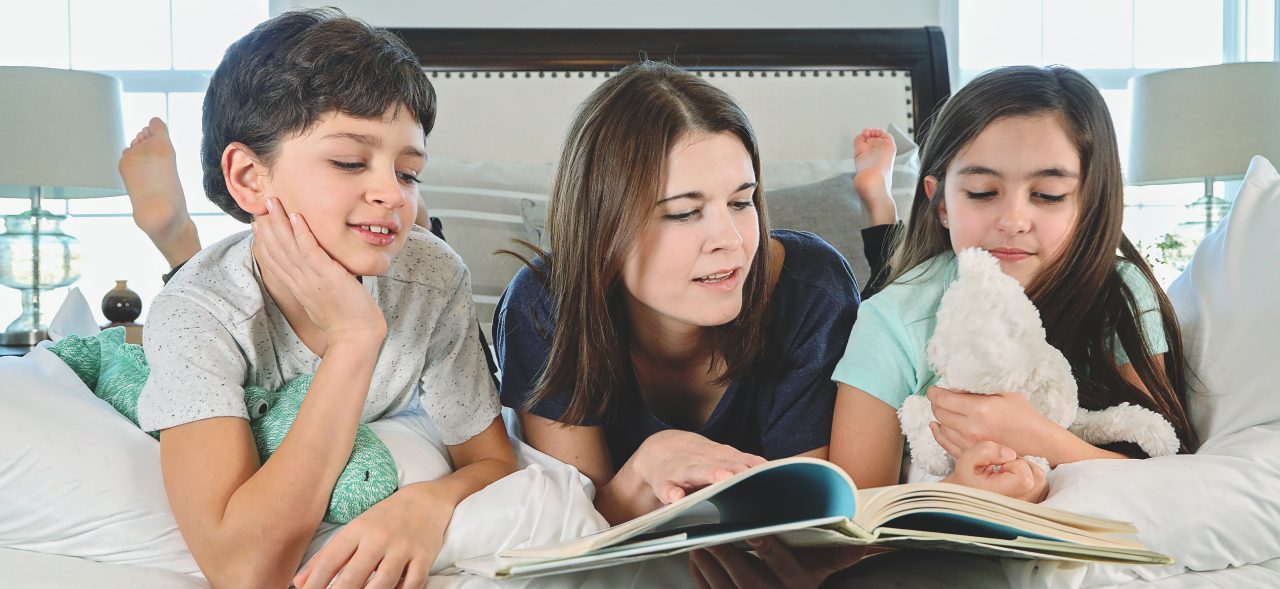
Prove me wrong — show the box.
[201,8,436,223]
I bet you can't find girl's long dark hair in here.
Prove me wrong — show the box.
[891,66,1198,454]
[510,62,773,425]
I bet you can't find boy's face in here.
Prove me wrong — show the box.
[261,105,425,277]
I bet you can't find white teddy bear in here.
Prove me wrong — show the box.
[898,248,1181,477]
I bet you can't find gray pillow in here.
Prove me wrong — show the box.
[767,168,917,288]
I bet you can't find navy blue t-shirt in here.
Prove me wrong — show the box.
[493,230,860,468]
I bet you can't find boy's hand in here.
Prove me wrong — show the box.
[293,482,447,589]
[253,197,387,344]
[942,441,1049,503]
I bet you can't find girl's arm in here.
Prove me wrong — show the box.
[928,354,1167,466]
[521,412,765,525]
[160,334,382,589]
[829,383,904,489]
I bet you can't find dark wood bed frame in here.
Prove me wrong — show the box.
[388,27,951,142]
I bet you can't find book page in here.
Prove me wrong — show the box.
[500,457,855,559]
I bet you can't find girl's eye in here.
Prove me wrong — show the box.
[397,171,422,185]
[965,191,997,200]
[730,200,754,211]
[664,209,699,222]
[331,160,364,171]
[1034,192,1068,203]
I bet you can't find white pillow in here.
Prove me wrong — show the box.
[0,345,199,574]
[1002,156,1280,588]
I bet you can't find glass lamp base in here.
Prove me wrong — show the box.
[2,289,49,346]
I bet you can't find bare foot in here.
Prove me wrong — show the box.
[119,117,201,268]
[852,128,898,227]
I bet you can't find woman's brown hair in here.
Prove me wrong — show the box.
[517,61,773,425]
[891,66,1198,453]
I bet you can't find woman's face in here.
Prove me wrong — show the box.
[621,131,760,332]
[927,113,1082,288]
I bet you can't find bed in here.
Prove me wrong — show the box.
[6,24,1280,589]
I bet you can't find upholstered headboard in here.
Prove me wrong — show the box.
[387,27,951,331]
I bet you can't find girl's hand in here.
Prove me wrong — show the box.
[943,442,1048,503]
[631,430,767,504]
[253,197,387,344]
[927,386,1064,461]
[293,482,448,589]
[689,537,868,589]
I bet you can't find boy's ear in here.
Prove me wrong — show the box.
[222,142,270,217]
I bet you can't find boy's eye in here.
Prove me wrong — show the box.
[965,191,997,200]
[397,171,422,185]
[1034,192,1068,203]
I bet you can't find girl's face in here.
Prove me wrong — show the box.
[926,114,1081,288]
[622,131,760,332]
[259,105,425,277]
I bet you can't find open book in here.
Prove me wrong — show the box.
[455,457,1172,580]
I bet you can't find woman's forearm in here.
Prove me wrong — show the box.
[594,458,662,526]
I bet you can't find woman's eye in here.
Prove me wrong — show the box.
[1034,192,1068,203]
[664,210,698,222]
[331,160,364,171]
[730,200,754,211]
[965,191,997,200]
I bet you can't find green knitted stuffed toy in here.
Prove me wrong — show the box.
[49,327,399,524]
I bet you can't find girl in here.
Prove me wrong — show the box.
[829,66,1199,501]
[494,61,892,587]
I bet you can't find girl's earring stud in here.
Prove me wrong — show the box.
[941,218,949,227]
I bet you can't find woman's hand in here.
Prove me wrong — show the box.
[926,386,1069,462]
[292,482,450,589]
[942,441,1048,503]
[629,430,767,504]
[689,536,869,588]
[253,197,387,344]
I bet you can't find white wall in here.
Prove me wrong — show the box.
[276,0,941,29]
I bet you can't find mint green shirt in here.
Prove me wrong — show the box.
[831,253,1168,410]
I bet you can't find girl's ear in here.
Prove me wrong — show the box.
[923,175,939,201]
[222,142,270,217]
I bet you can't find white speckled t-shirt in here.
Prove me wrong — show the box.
[137,227,499,445]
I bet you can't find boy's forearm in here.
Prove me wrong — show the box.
[203,338,382,583]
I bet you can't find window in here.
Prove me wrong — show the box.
[0,0,268,323]
[956,0,1279,284]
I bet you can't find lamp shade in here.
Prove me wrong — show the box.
[0,66,126,198]
[1127,62,1280,185]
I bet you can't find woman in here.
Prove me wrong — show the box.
[495,61,893,587]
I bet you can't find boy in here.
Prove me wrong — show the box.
[136,9,515,589]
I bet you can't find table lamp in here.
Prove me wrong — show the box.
[1128,62,1280,232]
[0,66,125,345]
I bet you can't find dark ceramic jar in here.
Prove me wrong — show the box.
[102,280,142,323]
